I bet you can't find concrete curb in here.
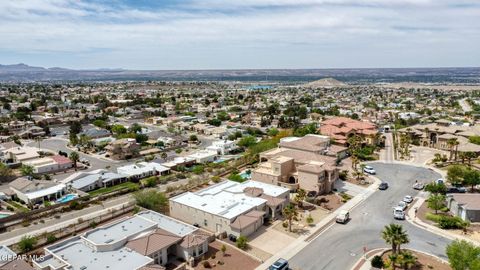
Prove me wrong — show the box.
[406,197,480,246]
[255,177,381,270]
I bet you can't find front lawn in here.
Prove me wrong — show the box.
[88,182,139,197]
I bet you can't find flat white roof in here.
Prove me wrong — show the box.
[171,180,282,220]
[25,183,66,200]
[41,237,152,270]
[117,162,169,177]
[136,210,197,237]
[84,216,156,245]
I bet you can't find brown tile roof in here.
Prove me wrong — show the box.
[0,260,34,270]
[451,194,480,210]
[139,264,166,270]
[179,230,210,248]
[243,187,264,197]
[230,215,258,230]
[126,228,181,256]
[260,194,286,207]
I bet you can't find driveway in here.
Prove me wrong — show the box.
[248,223,296,258]
[289,163,451,270]
[333,179,366,196]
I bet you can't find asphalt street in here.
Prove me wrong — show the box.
[27,138,129,180]
[289,163,452,270]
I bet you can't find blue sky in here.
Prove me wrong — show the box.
[0,0,479,69]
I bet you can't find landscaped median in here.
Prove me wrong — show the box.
[351,248,450,270]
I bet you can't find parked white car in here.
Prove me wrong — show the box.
[403,195,413,203]
[363,165,376,175]
[393,207,405,220]
[336,210,350,224]
[398,201,408,210]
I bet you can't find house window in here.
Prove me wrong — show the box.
[204,219,208,226]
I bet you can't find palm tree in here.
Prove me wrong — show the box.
[282,203,298,232]
[381,224,410,255]
[20,164,34,177]
[399,251,417,270]
[294,189,306,208]
[453,139,459,161]
[69,151,80,171]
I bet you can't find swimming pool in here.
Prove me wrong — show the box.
[57,194,78,203]
[0,213,12,219]
[240,171,251,180]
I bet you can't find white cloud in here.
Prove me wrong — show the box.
[0,0,478,68]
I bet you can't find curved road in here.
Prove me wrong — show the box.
[289,163,451,270]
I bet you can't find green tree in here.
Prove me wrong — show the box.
[161,152,168,161]
[236,235,248,250]
[92,119,107,128]
[427,193,446,214]
[129,123,142,133]
[20,164,34,177]
[463,169,480,192]
[293,123,318,137]
[267,128,279,137]
[189,134,198,142]
[446,240,480,270]
[133,190,168,213]
[221,244,227,256]
[69,121,82,135]
[192,165,204,175]
[381,224,409,255]
[238,135,257,148]
[0,163,13,178]
[69,151,80,171]
[425,182,447,195]
[111,124,127,135]
[447,165,465,185]
[282,203,299,232]
[18,235,37,253]
[398,251,417,270]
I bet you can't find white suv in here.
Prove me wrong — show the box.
[363,165,376,175]
[393,207,405,220]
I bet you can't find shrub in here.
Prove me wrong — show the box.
[438,216,469,229]
[425,213,442,223]
[306,214,314,225]
[339,170,349,181]
[371,255,384,268]
[46,234,57,244]
[282,221,288,228]
[236,235,248,250]
[211,254,216,259]
[202,261,211,268]
[18,235,37,253]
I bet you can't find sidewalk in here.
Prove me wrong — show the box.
[406,197,480,246]
[255,177,382,270]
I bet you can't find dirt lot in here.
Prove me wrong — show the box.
[381,250,451,270]
[193,240,261,270]
[314,193,344,212]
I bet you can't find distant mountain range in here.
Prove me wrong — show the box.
[0,63,479,84]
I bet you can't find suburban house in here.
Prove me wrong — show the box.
[19,126,46,139]
[397,120,480,154]
[187,150,218,164]
[70,171,127,192]
[4,146,41,163]
[78,127,111,139]
[206,140,238,155]
[105,138,140,160]
[319,116,379,146]
[9,177,67,206]
[170,180,289,237]
[251,134,342,195]
[33,211,210,270]
[117,162,170,180]
[24,155,73,174]
[446,194,480,222]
